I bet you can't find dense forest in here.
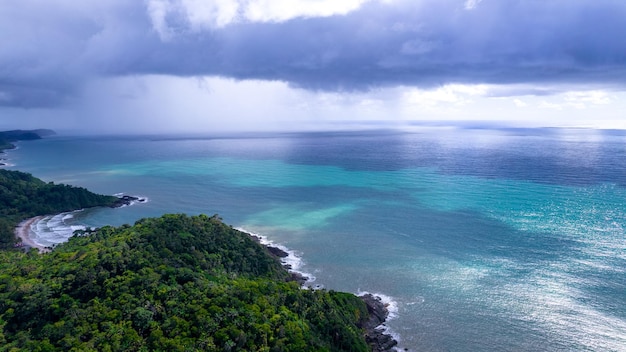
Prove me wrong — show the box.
[0,169,119,249]
[0,214,373,351]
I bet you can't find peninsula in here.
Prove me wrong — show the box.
[0,131,397,351]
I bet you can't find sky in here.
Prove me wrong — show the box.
[1,0,626,134]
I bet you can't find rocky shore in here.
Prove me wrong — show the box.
[360,294,400,352]
[110,195,146,208]
[256,233,399,351]
[248,234,311,285]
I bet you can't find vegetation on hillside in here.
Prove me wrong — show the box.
[0,130,383,351]
[0,214,371,351]
[0,169,119,249]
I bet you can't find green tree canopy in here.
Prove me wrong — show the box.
[0,214,371,351]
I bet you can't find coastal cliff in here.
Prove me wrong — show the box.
[0,214,396,351]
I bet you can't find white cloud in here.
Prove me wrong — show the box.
[145,0,241,39]
[6,74,626,134]
[182,0,240,29]
[535,90,613,110]
[146,0,174,40]
[539,100,564,110]
[244,0,371,23]
[145,0,375,39]
[563,90,612,109]
[403,84,488,108]
[513,99,527,108]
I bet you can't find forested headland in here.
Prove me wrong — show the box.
[0,131,395,351]
[0,129,55,153]
[0,214,376,351]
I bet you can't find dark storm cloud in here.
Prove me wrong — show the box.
[2,0,626,108]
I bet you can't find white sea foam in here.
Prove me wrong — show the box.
[27,210,86,248]
[357,290,399,320]
[1,146,17,167]
[27,194,151,247]
[356,290,404,350]
[235,227,317,286]
[113,193,150,207]
[237,228,403,346]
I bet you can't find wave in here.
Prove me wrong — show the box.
[1,145,18,167]
[357,290,405,350]
[28,210,87,248]
[0,153,14,167]
[113,193,150,207]
[357,290,399,321]
[235,228,404,348]
[235,227,319,288]
[22,195,149,248]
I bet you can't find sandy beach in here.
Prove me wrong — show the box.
[14,216,47,253]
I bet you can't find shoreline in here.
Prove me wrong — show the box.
[360,293,400,352]
[14,215,400,350]
[237,227,399,351]
[236,227,316,287]
[14,216,48,253]
[13,194,148,253]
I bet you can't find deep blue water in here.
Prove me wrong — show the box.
[5,127,626,351]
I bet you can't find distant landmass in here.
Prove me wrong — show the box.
[0,129,56,157]
[0,128,55,145]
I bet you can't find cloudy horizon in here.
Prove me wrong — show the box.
[2,0,626,134]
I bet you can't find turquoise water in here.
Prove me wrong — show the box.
[5,128,626,351]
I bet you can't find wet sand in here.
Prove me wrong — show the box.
[14,216,48,253]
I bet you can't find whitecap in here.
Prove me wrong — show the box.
[113,194,150,207]
[28,210,86,248]
[356,290,405,351]
[357,290,399,320]
[235,227,317,286]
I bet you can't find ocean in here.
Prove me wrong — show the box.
[5,127,626,351]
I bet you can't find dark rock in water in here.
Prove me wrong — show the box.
[266,246,310,285]
[267,245,289,258]
[241,232,308,284]
[287,271,309,286]
[111,195,145,208]
[360,294,388,329]
[360,294,398,352]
